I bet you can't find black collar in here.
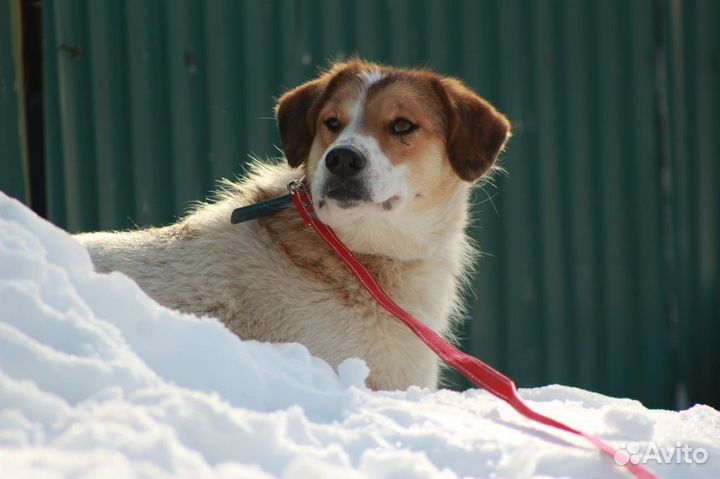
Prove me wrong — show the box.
[230,194,293,224]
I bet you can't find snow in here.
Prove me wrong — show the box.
[0,190,718,479]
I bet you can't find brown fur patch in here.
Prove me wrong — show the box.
[275,79,326,167]
[432,78,511,181]
[258,197,412,309]
[275,60,367,168]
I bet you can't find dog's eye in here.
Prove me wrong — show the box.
[390,117,417,136]
[324,117,341,132]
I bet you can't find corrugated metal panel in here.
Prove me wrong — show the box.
[0,0,29,203]
[666,0,720,408]
[40,0,718,409]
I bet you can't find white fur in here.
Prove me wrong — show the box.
[359,68,384,87]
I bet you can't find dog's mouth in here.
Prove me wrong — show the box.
[320,181,401,213]
[322,180,371,209]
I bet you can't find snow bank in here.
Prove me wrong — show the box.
[0,191,717,479]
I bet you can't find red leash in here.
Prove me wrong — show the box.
[288,181,658,479]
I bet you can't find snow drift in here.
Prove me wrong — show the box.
[0,191,717,479]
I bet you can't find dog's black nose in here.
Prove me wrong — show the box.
[325,146,366,177]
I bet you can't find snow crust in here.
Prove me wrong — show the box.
[1,191,718,478]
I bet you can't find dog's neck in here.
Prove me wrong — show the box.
[326,184,471,263]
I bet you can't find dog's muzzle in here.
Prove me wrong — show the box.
[323,145,371,206]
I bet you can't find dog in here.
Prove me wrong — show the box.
[76,60,511,391]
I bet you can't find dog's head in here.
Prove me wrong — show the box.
[276,60,510,240]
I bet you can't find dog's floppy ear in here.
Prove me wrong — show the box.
[275,78,326,168]
[433,78,511,181]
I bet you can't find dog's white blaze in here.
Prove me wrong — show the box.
[359,68,384,88]
[313,70,408,209]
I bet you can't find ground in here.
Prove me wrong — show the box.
[0,191,718,479]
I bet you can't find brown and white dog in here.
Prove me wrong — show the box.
[76,60,511,390]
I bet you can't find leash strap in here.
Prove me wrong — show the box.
[288,181,658,479]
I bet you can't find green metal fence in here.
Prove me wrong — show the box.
[4,0,719,409]
[0,0,28,202]
[665,0,719,410]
